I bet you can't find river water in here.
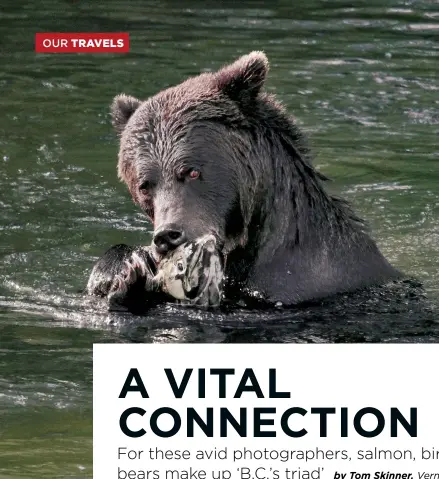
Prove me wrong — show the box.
[0,0,438,476]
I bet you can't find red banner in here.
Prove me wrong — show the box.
[35,33,130,53]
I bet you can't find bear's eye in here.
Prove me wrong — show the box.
[188,169,200,180]
[177,168,201,181]
[139,181,151,195]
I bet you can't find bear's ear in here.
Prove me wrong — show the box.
[215,51,269,105]
[111,94,142,135]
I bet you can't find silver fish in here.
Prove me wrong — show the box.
[155,235,224,307]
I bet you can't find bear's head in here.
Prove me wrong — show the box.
[111,51,309,262]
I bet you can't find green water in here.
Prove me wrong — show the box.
[1,0,439,476]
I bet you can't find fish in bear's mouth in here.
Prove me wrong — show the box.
[154,235,225,308]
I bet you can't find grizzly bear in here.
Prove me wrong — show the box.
[87,51,400,308]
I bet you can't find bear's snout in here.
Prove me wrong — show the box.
[153,223,186,255]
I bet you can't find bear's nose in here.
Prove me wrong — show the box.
[153,225,186,255]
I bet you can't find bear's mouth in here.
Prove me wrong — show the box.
[152,231,226,264]
[154,234,225,306]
